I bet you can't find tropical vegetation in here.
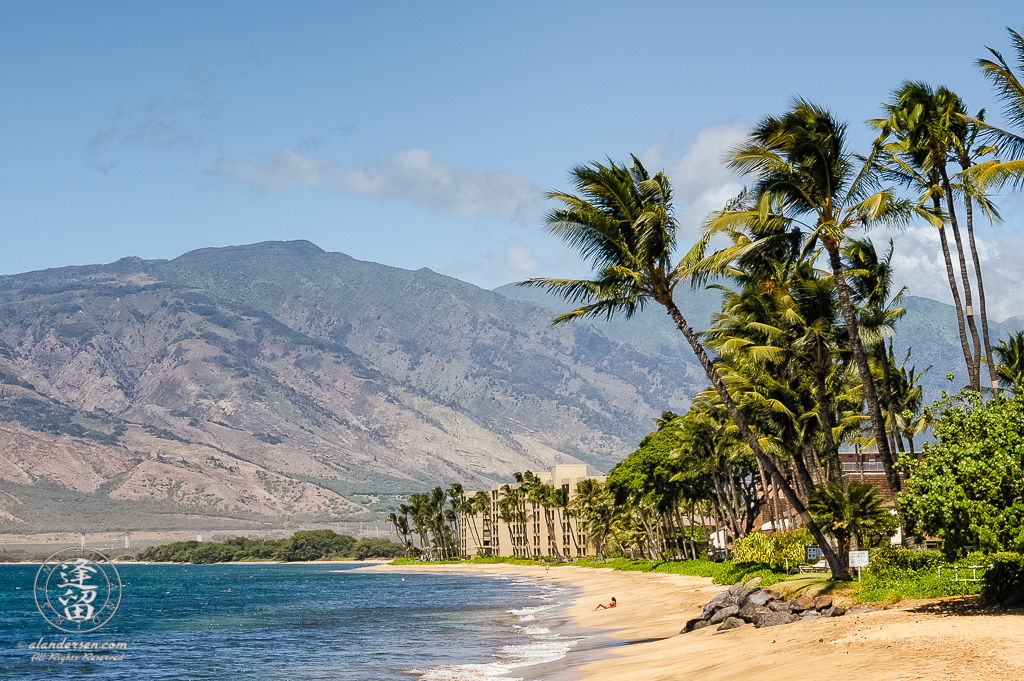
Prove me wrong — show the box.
[389,27,1024,595]
[134,530,406,563]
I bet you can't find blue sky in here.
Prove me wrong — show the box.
[2,1,1023,316]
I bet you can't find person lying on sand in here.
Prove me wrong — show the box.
[594,597,616,610]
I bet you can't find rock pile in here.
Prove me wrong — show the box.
[683,579,847,633]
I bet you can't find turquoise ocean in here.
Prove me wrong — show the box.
[0,563,592,681]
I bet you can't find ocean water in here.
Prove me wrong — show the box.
[0,563,586,681]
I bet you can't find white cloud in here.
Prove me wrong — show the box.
[216,149,336,191]
[442,242,587,289]
[216,147,545,219]
[888,226,1024,321]
[499,245,541,281]
[640,124,749,239]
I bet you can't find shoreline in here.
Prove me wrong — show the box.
[362,562,1024,681]
[0,558,394,565]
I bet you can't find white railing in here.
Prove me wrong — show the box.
[842,462,886,472]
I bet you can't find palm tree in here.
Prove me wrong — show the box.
[697,219,848,492]
[549,485,577,557]
[426,486,451,559]
[670,404,764,542]
[844,238,908,456]
[808,481,897,557]
[468,490,492,556]
[792,269,847,484]
[386,510,415,557]
[525,480,562,558]
[873,82,988,391]
[571,479,618,558]
[407,494,432,559]
[720,101,914,503]
[888,348,930,459]
[968,29,1024,392]
[994,331,1024,397]
[519,154,851,578]
[448,483,466,558]
[972,28,1024,185]
[496,487,520,557]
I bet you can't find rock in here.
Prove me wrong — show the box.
[702,591,729,615]
[821,605,847,617]
[789,595,816,613]
[709,605,740,625]
[800,613,818,622]
[756,611,795,628]
[745,589,779,607]
[690,619,715,632]
[847,606,875,615]
[717,616,746,631]
[883,604,900,610]
[727,582,747,597]
[743,576,762,589]
[813,595,833,610]
[768,601,791,612]
[738,602,769,624]
[682,617,705,633]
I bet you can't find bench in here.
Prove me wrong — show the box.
[799,559,828,573]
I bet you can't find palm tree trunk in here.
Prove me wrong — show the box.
[875,344,905,457]
[940,166,982,389]
[930,192,977,389]
[755,458,776,530]
[717,473,742,541]
[792,446,816,504]
[959,170,998,391]
[660,297,851,580]
[814,371,843,484]
[804,442,826,487]
[906,433,918,461]
[857,443,865,482]
[821,239,900,498]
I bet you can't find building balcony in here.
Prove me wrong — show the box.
[842,462,886,473]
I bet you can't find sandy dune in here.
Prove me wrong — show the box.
[364,563,1024,681]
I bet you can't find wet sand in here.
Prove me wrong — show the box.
[363,562,1024,681]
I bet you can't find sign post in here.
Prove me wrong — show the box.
[849,550,870,581]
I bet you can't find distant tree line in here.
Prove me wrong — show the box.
[134,530,405,563]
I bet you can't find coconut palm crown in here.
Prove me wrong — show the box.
[520,155,682,322]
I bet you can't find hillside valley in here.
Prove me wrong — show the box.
[0,241,707,532]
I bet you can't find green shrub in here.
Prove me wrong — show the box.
[900,393,1024,559]
[731,529,811,567]
[569,557,608,568]
[855,547,1003,603]
[981,552,1024,605]
[866,547,944,579]
[858,567,983,602]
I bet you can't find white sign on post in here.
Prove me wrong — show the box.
[849,551,869,567]
[849,550,869,581]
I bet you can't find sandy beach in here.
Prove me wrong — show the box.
[363,562,1024,681]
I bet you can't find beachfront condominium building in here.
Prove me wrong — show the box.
[458,465,606,560]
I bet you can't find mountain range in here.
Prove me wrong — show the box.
[0,240,1016,533]
[0,241,706,532]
